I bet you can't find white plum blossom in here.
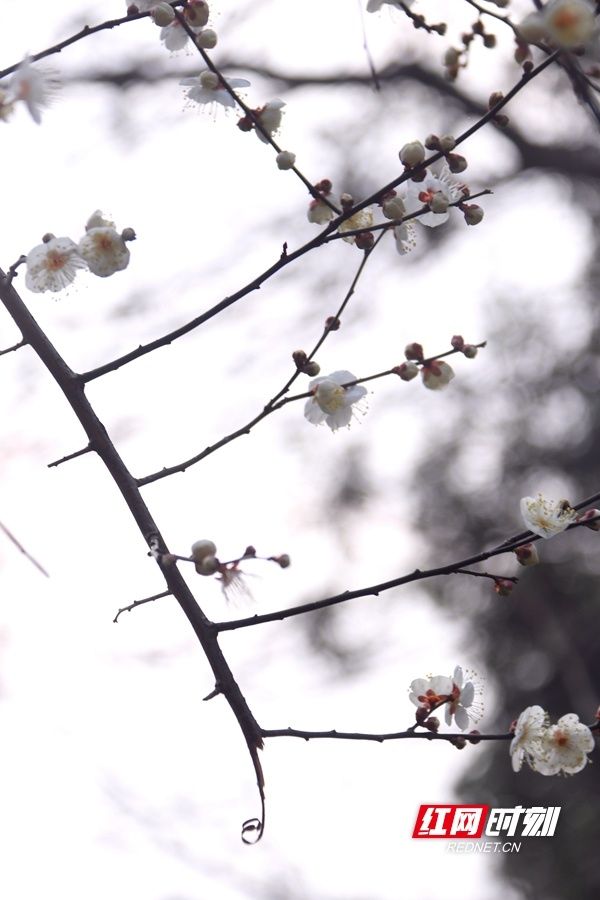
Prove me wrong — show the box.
[304,370,367,431]
[9,56,60,124]
[160,20,197,52]
[25,235,86,294]
[537,714,595,775]
[254,99,286,143]
[444,666,482,731]
[510,707,595,775]
[180,70,250,110]
[519,0,597,48]
[409,674,454,710]
[401,165,464,228]
[393,221,417,255]
[510,705,548,772]
[339,208,374,243]
[78,211,134,277]
[307,198,336,225]
[520,494,578,538]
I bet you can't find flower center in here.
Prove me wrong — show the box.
[44,250,69,271]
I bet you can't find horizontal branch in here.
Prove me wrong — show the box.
[0,338,26,356]
[47,444,93,468]
[113,589,171,623]
[261,726,511,743]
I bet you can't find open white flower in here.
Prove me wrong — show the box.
[520,494,577,538]
[510,705,548,772]
[520,0,597,48]
[9,56,60,124]
[393,221,417,255]
[445,666,483,731]
[25,235,86,293]
[537,713,595,775]
[408,674,454,710]
[78,212,134,277]
[402,165,464,228]
[339,208,374,244]
[304,370,367,431]
[180,70,250,109]
[255,99,285,143]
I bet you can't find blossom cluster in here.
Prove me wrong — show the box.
[25,211,135,294]
[511,706,595,775]
[129,1,217,53]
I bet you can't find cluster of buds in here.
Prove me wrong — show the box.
[494,578,516,597]
[393,335,482,391]
[129,1,217,52]
[292,349,321,377]
[450,334,481,358]
[488,90,509,129]
[190,539,291,602]
[442,13,499,81]
[424,134,468,174]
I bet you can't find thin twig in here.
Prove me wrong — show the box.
[0,338,26,356]
[261,726,511,742]
[0,519,49,578]
[113,590,171,623]
[47,444,93,468]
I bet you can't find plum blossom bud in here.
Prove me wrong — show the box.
[355,231,375,250]
[494,578,515,597]
[276,150,296,170]
[121,227,136,243]
[515,543,540,566]
[325,316,341,331]
[307,199,335,224]
[424,717,440,733]
[483,34,497,48]
[185,0,210,28]
[425,134,441,150]
[578,508,600,531]
[450,736,467,749]
[429,192,449,215]
[197,28,218,49]
[440,134,456,152]
[415,706,430,725]
[468,730,482,744]
[447,153,468,174]
[405,342,424,361]
[340,192,354,209]
[488,91,504,108]
[304,361,321,377]
[292,350,308,369]
[451,335,465,351]
[195,555,219,576]
[444,47,460,67]
[463,204,484,226]
[394,362,419,381]
[200,70,219,90]
[463,344,478,358]
[399,140,426,168]
[421,360,454,390]
[273,553,291,568]
[191,539,217,563]
[382,194,406,220]
[150,3,176,26]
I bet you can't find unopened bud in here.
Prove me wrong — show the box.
[483,34,497,49]
[276,150,296,170]
[404,342,424,361]
[443,47,460,67]
[494,113,509,128]
[494,578,514,597]
[462,344,478,358]
[514,543,539,566]
[424,134,441,151]
[121,227,136,242]
[410,168,427,183]
[424,716,440,733]
[468,730,482,744]
[429,192,449,215]
[450,736,467,749]
[463,204,484,226]
[399,140,426,168]
[195,555,219,576]
[382,194,406,220]
[292,349,308,369]
[237,115,254,132]
[273,553,291,568]
[439,134,456,152]
[340,192,354,209]
[150,2,175,27]
[325,316,341,331]
[200,70,219,90]
[447,153,468,174]
[243,545,257,558]
[514,41,531,64]
[304,360,320,377]
[315,178,332,194]
[196,28,218,49]
[488,91,504,108]
[185,0,210,28]
[394,361,419,381]
[451,335,465,351]
[578,509,600,531]
[191,539,217,563]
[415,705,430,725]
[355,231,375,250]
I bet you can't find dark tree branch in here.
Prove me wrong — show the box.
[47,444,93,468]
[0,519,49,578]
[113,589,171,623]
[0,268,266,842]
[261,726,512,743]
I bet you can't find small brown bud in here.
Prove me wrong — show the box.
[355,231,375,250]
[447,153,468,174]
[315,178,332,194]
[340,192,354,209]
[468,730,482,744]
[483,34,497,49]
[494,113,509,128]
[292,349,308,369]
[488,91,504,108]
[410,168,427,183]
[451,334,465,351]
[394,362,419,382]
[273,553,291,568]
[494,578,514,597]
[304,361,321,377]
[450,735,467,749]
[463,204,484,226]
[424,717,440,733]
[404,342,424,361]
[325,316,341,331]
[514,543,539,566]
[424,134,441,151]
[415,705,430,725]
[462,344,478,358]
[243,545,257,558]
[237,115,254,132]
